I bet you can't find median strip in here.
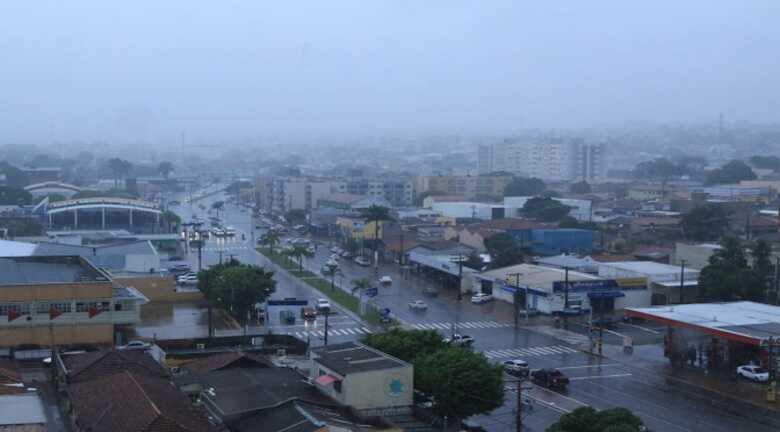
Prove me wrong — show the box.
[257,248,381,325]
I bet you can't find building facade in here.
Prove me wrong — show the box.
[414,175,512,201]
[0,256,146,347]
[478,138,607,182]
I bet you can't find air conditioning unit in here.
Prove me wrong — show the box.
[196,343,206,350]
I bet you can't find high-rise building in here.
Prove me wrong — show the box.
[477,138,606,182]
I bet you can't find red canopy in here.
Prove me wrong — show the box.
[315,374,337,386]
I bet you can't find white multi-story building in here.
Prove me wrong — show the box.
[478,138,607,182]
[268,178,344,212]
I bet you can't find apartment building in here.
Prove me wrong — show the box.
[414,175,512,201]
[478,138,607,182]
[256,177,344,212]
[0,256,146,347]
[343,178,413,207]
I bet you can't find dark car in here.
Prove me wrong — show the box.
[301,307,317,321]
[531,368,569,390]
[460,419,487,432]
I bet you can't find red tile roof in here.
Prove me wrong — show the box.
[182,352,272,374]
[62,350,169,383]
[70,371,218,432]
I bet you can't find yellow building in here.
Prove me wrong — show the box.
[0,256,147,347]
[336,217,384,240]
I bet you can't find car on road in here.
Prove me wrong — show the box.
[168,264,191,273]
[408,300,428,311]
[354,256,370,266]
[470,292,493,304]
[330,246,342,254]
[118,340,151,351]
[423,287,439,297]
[737,365,770,382]
[460,419,487,432]
[530,368,569,390]
[340,250,353,259]
[502,359,530,377]
[301,307,317,321]
[379,275,392,284]
[443,334,474,347]
[329,253,340,261]
[316,298,331,312]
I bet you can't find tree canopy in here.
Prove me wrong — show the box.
[285,209,307,225]
[363,328,446,362]
[633,157,690,180]
[363,328,503,421]
[105,158,133,188]
[570,180,592,194]
[547,407,645,432]
[157,161,174,179]
[504,177,546,197]
[681,204,730,241]
[522,197,571,222]
[197,260,276,325]
[698,237,767,302]
[705,160,756,185]
[484,233,525,269]
[0,187,33,205]
[415,347,504,420]
[749,155,780,172]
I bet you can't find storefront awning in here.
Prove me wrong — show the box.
[588,290,626,299]
[315,374,338,386]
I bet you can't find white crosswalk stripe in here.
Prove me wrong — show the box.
[483,345,579,359]
[408,320,510,330]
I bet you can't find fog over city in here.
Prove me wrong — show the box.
[2,1,780,144]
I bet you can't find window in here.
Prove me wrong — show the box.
[49,302,72,314]
[333,380,342,393]
[36,302,50,314]
[76,301,105,313]
[0,303,30,316]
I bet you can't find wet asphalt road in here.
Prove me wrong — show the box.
[161,191,776,432]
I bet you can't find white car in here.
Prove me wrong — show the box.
[316,299,331,312]
[502,359,530,377]
[737,365,769,382]
[408,300,428,310]
[379,275,392,284]
[471,293,493,304]
[118,340,151,351]
[354,257,371,266]
[330,246,341,253]
[444,334,475,346]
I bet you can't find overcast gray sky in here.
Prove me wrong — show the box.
[1,1,779,143]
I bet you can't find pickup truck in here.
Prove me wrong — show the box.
[443,334,475,347]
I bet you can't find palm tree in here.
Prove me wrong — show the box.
[106,157,126,188]
[211,200,225,218]
[157,161,174,180]
[351,277,373,296]
[361,205,394,269]
[285,244,314,272]
[260,231,280,254]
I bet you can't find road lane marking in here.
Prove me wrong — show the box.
[620,322,662,334]
[568,373,633,381]
[361,327,372,334]
[556,364,622,370]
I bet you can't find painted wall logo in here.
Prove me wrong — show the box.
[386,377,405,397]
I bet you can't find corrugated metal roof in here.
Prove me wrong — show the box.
[0,394,46,425]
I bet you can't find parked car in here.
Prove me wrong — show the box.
[167,263,191,273]
[470,292,493,304]
[460,419,487,432]
[340,250,353,258]
[737,365,770,382]
[531,368,569,390]
[330,246,341,253]
[118,340,151,351]
[316,298,331,312]
[379,275,392,284]
[408,300,428,311]
[301,307,317,321]
[354,256,371,266]
[443,334,474,347]
[502,359,530,377]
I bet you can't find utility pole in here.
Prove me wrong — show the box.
[563,267,570,330]
[516,377,523,432]
[774,257,780,305]
[457,252,463,302]
[324,309,330,346]
[679,260,687,304]
[508,273,522,328]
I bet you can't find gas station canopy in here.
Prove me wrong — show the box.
[626,301,780,346]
